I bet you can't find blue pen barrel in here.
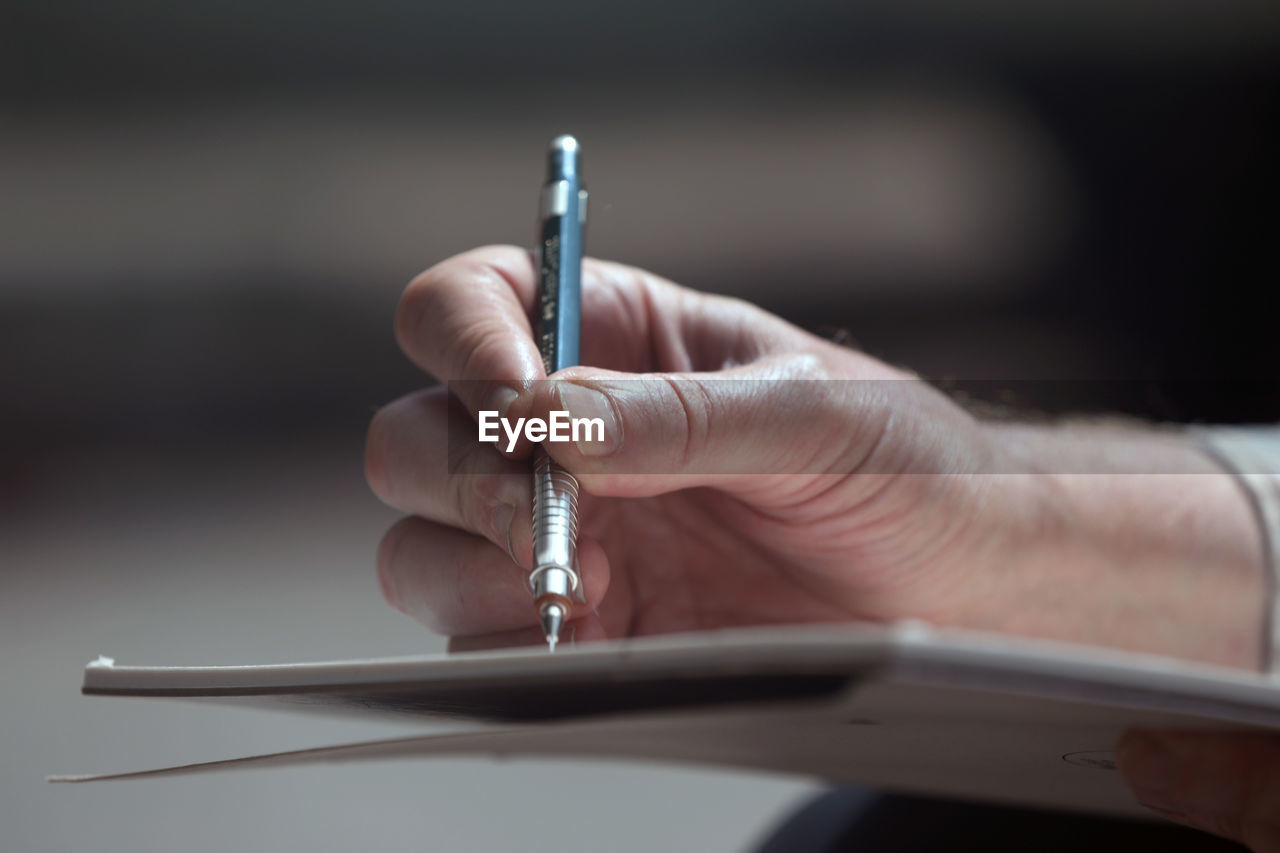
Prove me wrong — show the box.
[537,134,585,374]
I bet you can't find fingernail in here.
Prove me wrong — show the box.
[557,382,621,457]
[483,385,520,419]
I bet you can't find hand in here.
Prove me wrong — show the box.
[1118,730,1280,851]
[366,245,1264,661]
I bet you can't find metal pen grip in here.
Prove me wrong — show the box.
[530,451,584,602]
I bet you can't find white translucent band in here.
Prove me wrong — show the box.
[1195,426,1280,674]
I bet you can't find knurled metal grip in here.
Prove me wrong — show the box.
[530,451,584,603]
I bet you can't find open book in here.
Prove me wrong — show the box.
[52,622,1280,818]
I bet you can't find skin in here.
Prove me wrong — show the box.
[1117,731,1280,851]
[366,245,1274,848]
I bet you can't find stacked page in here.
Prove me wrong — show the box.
[53,622,1280,818]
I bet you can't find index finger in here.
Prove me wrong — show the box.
[395,245,545,417]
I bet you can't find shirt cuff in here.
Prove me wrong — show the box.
[1194,426,1280,674]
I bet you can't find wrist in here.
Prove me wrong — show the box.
[952,421,1267,670]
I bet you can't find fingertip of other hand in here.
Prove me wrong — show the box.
[1116,731,1183,796]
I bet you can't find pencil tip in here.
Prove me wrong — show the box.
[540,602,565,653]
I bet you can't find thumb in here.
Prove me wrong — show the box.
[526,356,893,499]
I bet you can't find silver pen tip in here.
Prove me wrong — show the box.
[539,601,566,652]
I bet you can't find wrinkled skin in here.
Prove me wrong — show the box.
[367,245,1274,849]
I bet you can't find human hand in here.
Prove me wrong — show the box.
[366,245,1264,662]
[1118,730,1280,851]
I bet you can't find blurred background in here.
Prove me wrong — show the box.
[4,1,1279,850]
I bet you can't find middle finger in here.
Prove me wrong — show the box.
[366,385,531,558]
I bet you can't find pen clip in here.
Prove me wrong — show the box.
[540,181,571,218]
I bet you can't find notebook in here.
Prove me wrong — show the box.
[51,621,1280,819]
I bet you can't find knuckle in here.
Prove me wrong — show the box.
[765,353,848,420]
[450,471,486,537]
[779,351,832,381]
[445,421,486,480]
[397,256,521,381]
[662,375,712,470]
[396,263,465,356]
[450,466,506,543]
[455,314,517,380]
[394,271,436,356]
[396,258,484,346]
[370,387,450,511]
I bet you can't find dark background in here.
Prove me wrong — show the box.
[4,0,1279,477]
[3,4,1279,850]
